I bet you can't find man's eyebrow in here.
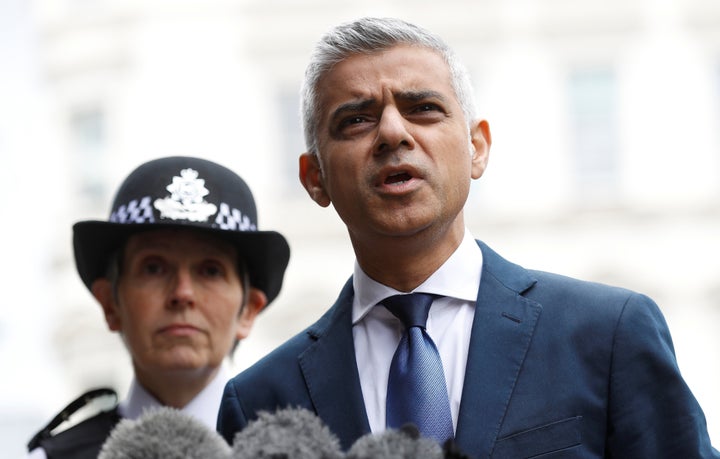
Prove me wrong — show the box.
[330,98,376,122]
[395,90,447,103]
[329,90,449,122]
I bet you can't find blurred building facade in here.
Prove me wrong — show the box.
[1,0,719,456]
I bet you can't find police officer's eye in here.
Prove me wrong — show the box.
[202,264,224,277]
[142,261,164,275]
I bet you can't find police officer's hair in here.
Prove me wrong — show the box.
[300,16,478,156]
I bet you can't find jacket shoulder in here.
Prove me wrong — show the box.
[479,239,656,322]
[28,388,121,459]
[236,277,356,384]
[527,268,655,314]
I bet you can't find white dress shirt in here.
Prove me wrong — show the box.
[352,228,483,434]
[28,364,231,458]
[118,363,230,429]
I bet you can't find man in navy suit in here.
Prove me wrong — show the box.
[218,17,719,458]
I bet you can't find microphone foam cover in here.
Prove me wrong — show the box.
[346,427,443,459]
[98,406,231,459]
[231,407,343,459]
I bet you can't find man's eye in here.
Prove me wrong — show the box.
[414,103,440,112]
[340,116,368,127]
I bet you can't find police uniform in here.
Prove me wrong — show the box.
[28,365,231,459]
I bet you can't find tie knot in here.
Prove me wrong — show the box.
[382,293,435,329]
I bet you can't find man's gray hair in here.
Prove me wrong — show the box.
[300,17,478,155]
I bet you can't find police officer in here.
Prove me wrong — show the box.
[28,156,290,459]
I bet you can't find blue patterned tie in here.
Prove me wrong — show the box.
[383,293,454,444]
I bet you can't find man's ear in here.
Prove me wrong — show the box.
[469,119,492,180]
[91,279,122,332]
[299,152,331,207]
[235,287,268,341]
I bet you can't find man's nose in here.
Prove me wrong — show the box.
[374,107,415,154]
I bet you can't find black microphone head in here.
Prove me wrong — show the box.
[442,437,473,459]
[98,406,231,459]
[231,406,343,459]
[346,425,443,459]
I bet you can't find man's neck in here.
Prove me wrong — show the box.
[352,222,465,292]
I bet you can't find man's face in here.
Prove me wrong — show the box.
[302,45,490,248]
[97,229,254,380]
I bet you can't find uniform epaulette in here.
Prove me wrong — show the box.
[27,387,118,452]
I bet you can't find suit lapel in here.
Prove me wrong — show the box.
[455,241,542,457]
[298,279,371,450]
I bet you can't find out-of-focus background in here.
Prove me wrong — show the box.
[2,0,719,456]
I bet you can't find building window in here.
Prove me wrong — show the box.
[69,106,107,206]
[277,87,305,195]
[567,67,620,201]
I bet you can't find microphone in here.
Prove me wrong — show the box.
[346,423,443,459]
[442,437,473,459]
[230,406,343,459]
[98,406,231,459]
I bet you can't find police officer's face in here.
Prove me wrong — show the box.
[95,229,257,382]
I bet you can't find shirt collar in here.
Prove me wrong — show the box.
[118,363,231,430]
[352,228,483,324]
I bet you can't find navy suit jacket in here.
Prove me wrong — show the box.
[218,241,719,458]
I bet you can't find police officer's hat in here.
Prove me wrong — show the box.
[73,156,290,304]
